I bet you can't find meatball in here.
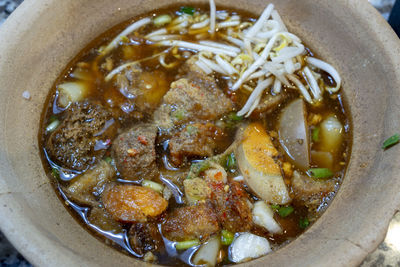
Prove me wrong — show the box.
[46,101,117,171]
[112,123,158,180]
[129,223,163,255]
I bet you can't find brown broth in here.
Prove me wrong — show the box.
[38,4,352,266]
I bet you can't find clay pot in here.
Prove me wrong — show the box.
[0,0,399,266]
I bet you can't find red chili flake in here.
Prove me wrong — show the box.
[222,212,227,218]
[138,135,148,145]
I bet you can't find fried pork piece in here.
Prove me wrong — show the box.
[162,203,220,241]
[46,101,117,171]
[291,171,336,212]
[112,123,158,180]
[209,181,253,233]
[129,222,163,255]
[66,160,115,206]
[169,123,225,166]
[102,184,168,223]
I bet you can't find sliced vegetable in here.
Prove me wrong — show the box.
[229,233,272,263]
[252,201,282,234]
[180,6,195,15]
[46,119,60,133]
[276,206,294,217]
[141,180,164,194]
[227,112,243,122]
[312,127,320,142]
[299,217,310,229]
[307,168,334,179]
[193,236,221,266]
[236,123,291,204]
[221,230,235,245]
[187,160,211,179]
[278,99,310,171]
[225,153,236,171]
[319,115,343,155]
[175,239,200,250]
[382,134,400,149]
[57,82,89,108]
[154,14,172,27]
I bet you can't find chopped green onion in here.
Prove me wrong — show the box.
[187,161,211,179]
[120,36,129,43]
[51,168,60,179]
[226,153,236,171]
[153,14,172,27]
[307,168,334,179]
[46,120,60,133]
[172,109,186,121]
[299,217,310,229]
[104,157,113,164]
[277,206,294,217]
[382,134,400,149]
[180,6,195,15]
[175,239,200,250]
[270,204,280,211]
[142,180,164,194]
[227,112,243,122]
[186,125,198,135]
[221,230,235,245]
[312,127,320,142]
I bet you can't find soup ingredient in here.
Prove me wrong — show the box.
[319,115,343,155]
[291,171,335,212]
[229,233,272,263]
[46,101,117,171]
[162,203,220,241]
[102,184,168,223]
[306,57,341,93]
[129,223,163,254]
[154,14,172,27]
[307,168,334,179]
[45,119,60,133]
[184,177,211,204]
[66,160,115,206]
[382,134,400,149]
[299,217,310,229]
[278,99,310,171]
[311,151,333,169]
[175,239,201,250]
[112,123,158,180]
[252,201,282,234]
[57,82,88,108]
[141,180,164,194]
[221,230,235,245]
[236,122,291,204]
[193,235,221,266]
[275,206,294,217]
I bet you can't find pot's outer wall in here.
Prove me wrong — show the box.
[0,0,399,266]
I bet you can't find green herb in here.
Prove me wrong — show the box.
[312,127,320,142]
[175,239,200,250]
[187,161,211,179]
[270,204,280,211]
[51,168,60,179]
[221,230,235,245]
[104,157,113,164]
[224,112,244,129]
[186,125,198,135]
[299,217,310,229]
[49,115,58,123]
[277,206,294,217]
[227,112,243,122]
[382,134,400,149]
[307,168,334,179]
[180,6,195,15]
[225,153,236,171]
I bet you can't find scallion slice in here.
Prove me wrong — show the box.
[312,127,320,142]
[277,206,294,217]
[299,217,310,229]
[180,6,195,15]
[307,168,333,179]
[175,239,200,250]
[382,134,400,149]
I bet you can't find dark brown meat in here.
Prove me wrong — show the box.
[112,123,158,180]
[162,203,219,241]
[253,93,287,115]
[88,207,123,233]
[46,101,117,171]
[114,64,169,115]
[209,181,252,233]
[169,123,225,166]
[129,223,163,255]
[291,171,336,212]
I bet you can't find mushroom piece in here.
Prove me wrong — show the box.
[236,122,291,205]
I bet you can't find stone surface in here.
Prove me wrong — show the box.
[0,0,398,267]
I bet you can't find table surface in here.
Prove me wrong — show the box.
[0,0,399,266]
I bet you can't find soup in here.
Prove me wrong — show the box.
[39,1,351,266]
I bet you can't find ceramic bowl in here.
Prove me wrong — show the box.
[0,0,399,266]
